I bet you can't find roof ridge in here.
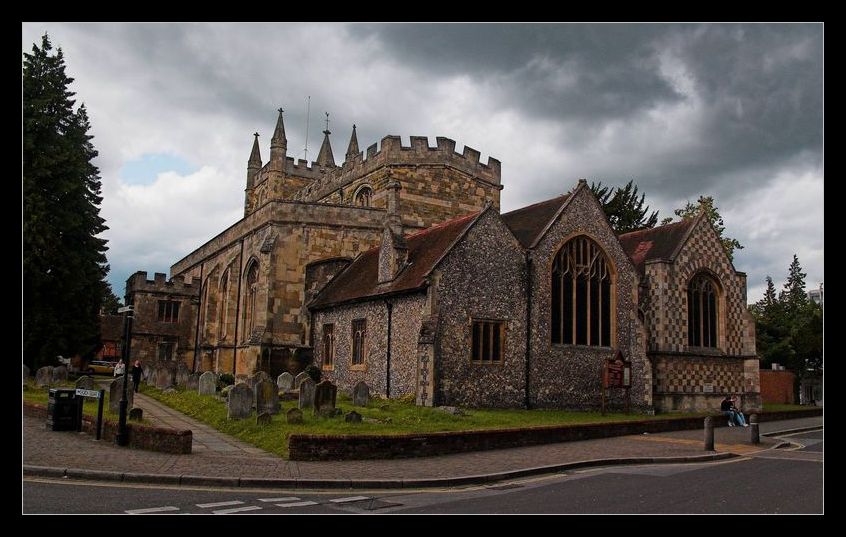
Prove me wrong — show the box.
[502,194,568,216]
[404,211,479,240]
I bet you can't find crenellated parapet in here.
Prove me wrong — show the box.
[126,271,202,297]
[290,135,502,203]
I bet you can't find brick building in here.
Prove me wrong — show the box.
[126,108,759,413]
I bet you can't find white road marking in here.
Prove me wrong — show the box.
[258,497,300,502]
[197,500,244,508]
[276,501,319,508]
[329,496,370,503]
[212,505,263,514]
[125,506,180,514]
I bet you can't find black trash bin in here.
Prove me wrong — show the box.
[46,388,79,431]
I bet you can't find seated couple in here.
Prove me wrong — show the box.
[720,395,748,427]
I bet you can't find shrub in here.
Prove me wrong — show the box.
[217,373,235,391]
[304,364,322,383]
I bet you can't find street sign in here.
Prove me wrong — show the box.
[117,305,134,313]
[75,388,101,398]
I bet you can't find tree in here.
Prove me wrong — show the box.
[672,196,743,263]
[102,284,123,315]
[590,179,659,233]
[23,34,109,370]
[780,254,808,317]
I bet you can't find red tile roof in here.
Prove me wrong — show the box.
[501,194,571,248]
[309,211,481,309]
[617,218,697,273]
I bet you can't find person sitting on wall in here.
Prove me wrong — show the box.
[721,395,738,426]
[731,395,748,427]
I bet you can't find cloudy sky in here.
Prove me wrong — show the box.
[21,23,823,303]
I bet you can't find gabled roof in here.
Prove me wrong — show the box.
[309,211,481,309]
[617,218,698,274]
[501,194,571,248]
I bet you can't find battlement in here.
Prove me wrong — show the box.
[290,135,501,203]
[126,271,202,296]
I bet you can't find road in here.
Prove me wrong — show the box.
[23,432,822,514]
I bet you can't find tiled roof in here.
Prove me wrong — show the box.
[501,194,571,248]
[617,218,697,273]
[309,212,481,309]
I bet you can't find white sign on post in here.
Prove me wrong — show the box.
[75,388,101,398]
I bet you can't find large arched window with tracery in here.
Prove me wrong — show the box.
[688,273,718,348]
[354,186,373,207]
[551,236,613,346]
[243,260,259,341]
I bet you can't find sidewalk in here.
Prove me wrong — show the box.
[22,395,822,488]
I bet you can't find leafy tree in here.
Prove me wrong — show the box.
[102,284,123,315]
[23,34,109,369]
[590,179,659,233]
[672,196,743,263]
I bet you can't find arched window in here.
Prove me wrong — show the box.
[688,273,718,348]
[551,236,612,346]
[199,280,209,341]
[354,186,372,207]
[218,269,230,340]
[243,260,259,341]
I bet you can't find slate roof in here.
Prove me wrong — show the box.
[309,211,481,309]
[617,218,697,274]
[501,194,571,248]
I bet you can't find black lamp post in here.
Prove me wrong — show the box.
[115,304,134,446]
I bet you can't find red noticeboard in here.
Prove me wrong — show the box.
[601,350,632,415]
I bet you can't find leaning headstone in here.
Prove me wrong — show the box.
[256,412,272,426]
[314,380,338,417]
[52,365,68,383]
[176,363,190,387]
[22,364,30,385]
[277,372,294,392]
[186,372,200,391]
[108,377,134,413]
[286,408,304,424]
[294,372,310,389]
[35,366,53,387]
[198,371,217,395]
[75,376,96,390]
[298,378,316,410]
[353,381,370,407]
[227,383,253,419]
[345,411,362,423]
[255,380,280,415]
[129,408,143,421]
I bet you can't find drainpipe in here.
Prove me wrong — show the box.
[192,262,204,373]
[385,300,393,398]
[232,239,245,374]
[525,252,532,409]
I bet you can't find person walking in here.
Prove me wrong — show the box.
[114,358,125,377]
[131,360,143,393]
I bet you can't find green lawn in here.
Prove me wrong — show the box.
[140,384,682,459]
[23,380,143,423]
[762,403,818,412]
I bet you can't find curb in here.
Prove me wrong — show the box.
[22,452,738,490]
[763,425,823,438]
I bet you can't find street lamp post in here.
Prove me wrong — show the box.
[115,304,134,446]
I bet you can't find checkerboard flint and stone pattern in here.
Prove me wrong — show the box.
[645,217,755,357]
[653,355,745,394]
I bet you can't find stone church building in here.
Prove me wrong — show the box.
[125,109,760,413]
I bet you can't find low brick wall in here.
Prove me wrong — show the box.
[288,408,823,461]
[23,402,192,454]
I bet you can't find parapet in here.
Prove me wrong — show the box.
[126,271,202,296]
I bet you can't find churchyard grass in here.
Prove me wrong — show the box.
[23,379,149,424]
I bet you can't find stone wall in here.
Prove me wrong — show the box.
[432,209,528,408]
[527,184,651,410]
[313,294,426,398]
[651,354,762,412]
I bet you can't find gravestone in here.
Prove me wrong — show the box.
[129,408,143,421]
[277,372,294,392]
[109,377,134,413]
[255,380,280,415]
[75,376,96,390]
[227,383,252,419]
[176,363,190,387]
[345,410,362,423]
[235,374,248,385]
[314,380,338,417]
[353,381,370,407]
[35,366,53,387]
[146,367,157,386]
[186,372,200,391]
[22,364,29,385]
[298,378,315,410]
[155,366,174,390]
[52,365,68,383]
[286,408,303,424]
[294,372,310,389]
[198,371,217,395]
[248,371,270,390]
[256,412,272,426]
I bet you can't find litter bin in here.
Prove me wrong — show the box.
[46,388,79,431]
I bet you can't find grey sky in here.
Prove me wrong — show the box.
[21,23,823,303]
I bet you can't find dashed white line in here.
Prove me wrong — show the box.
[125,506,180,514]
[258,497,300,502]
[197,500,244,508]
[212,505,263,514]
[276,501,319,508]
[329,496,370,503]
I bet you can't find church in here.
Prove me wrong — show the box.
[125,109,761,413]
